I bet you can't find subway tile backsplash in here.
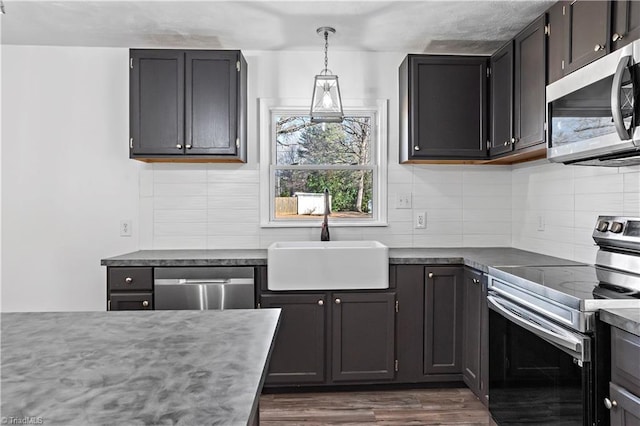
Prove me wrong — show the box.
[139,161,640,264]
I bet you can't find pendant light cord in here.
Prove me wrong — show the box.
[323,30,329,75]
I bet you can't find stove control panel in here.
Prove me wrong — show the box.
[593,216,640,251]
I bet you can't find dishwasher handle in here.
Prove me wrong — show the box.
[154,278,254,285]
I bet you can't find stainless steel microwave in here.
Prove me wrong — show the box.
[547,39,640,166]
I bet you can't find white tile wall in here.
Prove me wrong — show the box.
[512,160,640,264]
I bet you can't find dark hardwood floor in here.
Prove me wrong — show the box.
[260,387,493,425]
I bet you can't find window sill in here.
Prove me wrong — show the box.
[260,220,388,228]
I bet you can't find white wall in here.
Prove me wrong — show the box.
[3,45,637,312]
[512,160,640,264]
[1,46,142,311]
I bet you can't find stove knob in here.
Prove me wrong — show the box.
[596,221,610,232]
[610,222,624,233]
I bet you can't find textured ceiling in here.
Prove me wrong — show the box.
[1,1,554,54]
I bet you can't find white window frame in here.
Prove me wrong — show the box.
[259,98,388,228]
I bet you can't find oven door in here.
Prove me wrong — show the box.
[547,40,640,164]
[488,294,593,425]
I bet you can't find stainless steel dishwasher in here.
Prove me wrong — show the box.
[154,267,255,310]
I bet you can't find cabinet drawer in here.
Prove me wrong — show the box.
[108,267,153,291]
[109,292,153,311]
[612,327,640,397]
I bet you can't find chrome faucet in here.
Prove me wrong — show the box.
[321,188,330,241]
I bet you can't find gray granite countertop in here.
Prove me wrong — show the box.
[600,307,640,337]
[102,247,583,271]
[1,309,280,425]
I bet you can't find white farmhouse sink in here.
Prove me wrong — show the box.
[267,241,389,291]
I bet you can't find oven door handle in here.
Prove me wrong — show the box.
[487,295,589,362]
[611,54,633,141]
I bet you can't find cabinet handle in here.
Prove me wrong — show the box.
[335,298,341,304]
[612,33,624,42]
[186,144,192,150]
[604,398,618,409]
[125,277,133,284]
[594,44,605,52]
[428,272,434,278]
[176,144,183,149]
[473,278,480,284]
[414,145,420,151]
[318,300,324,306]
[142,300,149,308]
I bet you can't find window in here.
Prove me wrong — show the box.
[260,99,387,227]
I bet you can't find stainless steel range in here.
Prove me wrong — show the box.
[487,216,640,426]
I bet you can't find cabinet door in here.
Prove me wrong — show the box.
[403,55,488,160]
[565,1,610,74]
[109,292,153,310]
[130,50,184,156]
[261,293,326,385]
[612,0,640,51]
[462,268,482,397]
[424,266,463,375]
[490,42,514,157]
[185,51,239,156]
[547,2,567,84]
[331,292,396,382]
[514,15,547,150]
[609,382,640,426]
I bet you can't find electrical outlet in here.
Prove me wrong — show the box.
[415,211,426,229]
[537,215,545,232]
[396,193,412,209]
[120,220,132,237]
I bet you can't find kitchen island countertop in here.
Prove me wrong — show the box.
[1,309,280,425]
[102,247,584,272]
[600,308,640,337]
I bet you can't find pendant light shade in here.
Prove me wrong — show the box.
[310,27,344,123]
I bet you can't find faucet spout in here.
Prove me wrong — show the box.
[321,189,330,241]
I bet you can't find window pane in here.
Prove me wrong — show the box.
[274,169,373,219]
[275,116,372,166]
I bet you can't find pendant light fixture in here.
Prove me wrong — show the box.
[310,27,344,123]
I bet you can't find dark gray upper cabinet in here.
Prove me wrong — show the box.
[130,49,247,162]
[424,266,463,376]
[399,55,488,162]
[547,2,567,84]
[514,15,547,150]
[260,293,326,385]
[564,1,610,74]
[331,292,396,382]
[612,0,640,51]
[489,41,514,157]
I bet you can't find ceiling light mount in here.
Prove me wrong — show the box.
[310,26,344,123]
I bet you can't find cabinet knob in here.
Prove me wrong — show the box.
[503,141,509,146]
[604,398,618,410]
[335,298,341,305]
[511,137,518,144]
[612,33,624,42]
[414,145,420,151]
[186,144,192,150]
[142,300,149,308]
[124,277,133,284]
[428,272,434,278]
[318,300,324,306]
[176,144,183,149]
[473,278,480,284]
[594,44,605,52]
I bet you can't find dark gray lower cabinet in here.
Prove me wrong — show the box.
[260,294,326,385]
[395,265,464,383]
[331,292,396,382]
[424,267,464,376]
[609,382,640,426]
[607,326,640,425]
[107,266,153,311]
[261,290,396,386]
[109,292,153,310]
[462,268,488,405]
